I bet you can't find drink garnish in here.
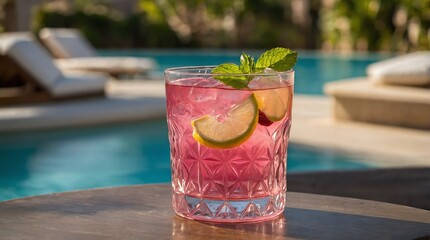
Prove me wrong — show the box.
[212,47,297,89]
[191,48,296,148]
[254,87,291,122]
[191,94,259,149]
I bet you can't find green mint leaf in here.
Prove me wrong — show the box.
[212,63,250,89]
[239,53,255,74]
[255,47,298,72]
[211,47,297,89]
[212,63,242,74]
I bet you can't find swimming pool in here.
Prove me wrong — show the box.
[0,50,386,201]
[101,49,391,95]
[0,120,374,202]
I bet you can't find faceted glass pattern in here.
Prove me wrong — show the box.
[170,123,290,222]
[165,68,293,222]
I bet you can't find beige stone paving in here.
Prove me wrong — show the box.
[291,95,430,167]
[1,80,429,167]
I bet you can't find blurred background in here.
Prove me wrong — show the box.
[1,0,429,210]
[1,0,429,52]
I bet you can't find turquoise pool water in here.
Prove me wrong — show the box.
[0,120,374,202]
[101,49,390,95]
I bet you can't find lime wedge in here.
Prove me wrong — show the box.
[192,94,259,149]
[253,87,291,122]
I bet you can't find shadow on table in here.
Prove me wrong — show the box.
[172,207,430,240]
[289,167,430,210]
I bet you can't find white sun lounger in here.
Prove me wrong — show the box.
[39,28,157,76]
[367,51,430,87]
[0,32,108,104]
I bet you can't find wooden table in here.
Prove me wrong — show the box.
[0,184,429,240]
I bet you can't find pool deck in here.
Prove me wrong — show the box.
[0,80,429,167]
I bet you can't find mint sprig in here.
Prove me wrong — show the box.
[239,53,255,74]
[211,63,250,89]
[255,48,297,72]
[212,47,297,89]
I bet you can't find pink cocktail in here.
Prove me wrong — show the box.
[165,66,294,222]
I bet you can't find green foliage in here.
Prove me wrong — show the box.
[0,0,7,33]
[31,0,428,51]
[321,0,430,51]
[137,0,321,49]
[32,0,180,48]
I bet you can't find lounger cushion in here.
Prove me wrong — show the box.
[0,33,61,88]
[0,32,108,98]
[39,28,96,58]
[39,28,157,75]
[51,72,107,97]
[367,52,430,87]
[55,57,157,74]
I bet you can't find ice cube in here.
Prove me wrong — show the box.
[248,72,282,89]
[189,87,218,102]
[191,77,220,87]
[172,101,191,116]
